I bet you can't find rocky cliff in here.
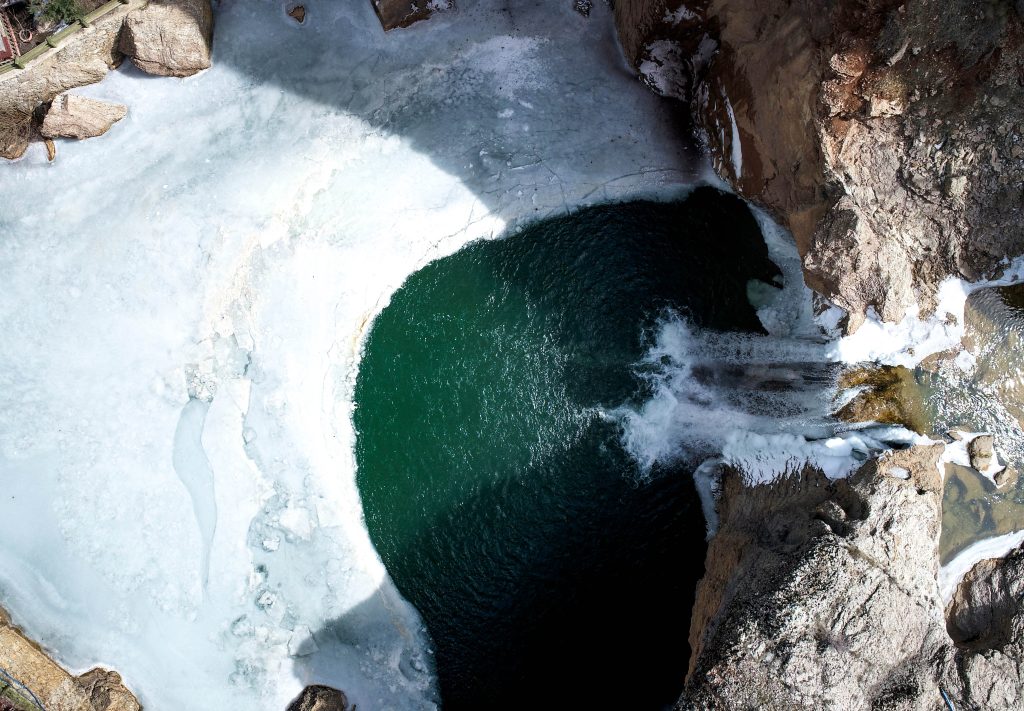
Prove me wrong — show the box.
[616,0,1024,330]
[680,448,1024,710]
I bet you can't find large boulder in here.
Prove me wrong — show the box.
[941,543,1024,708]
[41,94,127,140]
[120,0,213,77]
[679,445,951,709]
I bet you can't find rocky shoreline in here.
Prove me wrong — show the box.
[0,0,212,160]
[617,0,1024,331]
[0,607,139,711]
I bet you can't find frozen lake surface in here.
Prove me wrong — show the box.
[0,1,698,708]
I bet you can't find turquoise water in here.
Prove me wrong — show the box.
[354,188,780,708]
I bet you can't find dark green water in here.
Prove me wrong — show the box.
[354,188,779,709]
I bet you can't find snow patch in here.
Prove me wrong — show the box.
[664,5,699,24]
[826,257,1024,367]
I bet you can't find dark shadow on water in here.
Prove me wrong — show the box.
[309,189,797,709]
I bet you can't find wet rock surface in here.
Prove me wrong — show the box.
[834,365,928,431]
[41,94,127,140]
[617,0,1024,329]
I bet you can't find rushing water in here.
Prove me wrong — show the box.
[355,189,795,708]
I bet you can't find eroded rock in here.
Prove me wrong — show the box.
[940,543,1024,708]
[617,0,1024,329]
[120,0,214,77]
[679,445,949,709]
[372,0,453,31]
[946,543,1024,651]
[967,434,995,472]
[286,684,349,711]
[41,94,127,140]
[834,365,928,431]
[0,1,128,158]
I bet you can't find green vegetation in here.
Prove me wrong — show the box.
[29,0,83,25]
[0,680,41,711]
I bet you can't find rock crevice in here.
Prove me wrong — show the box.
[616,0,1024,329]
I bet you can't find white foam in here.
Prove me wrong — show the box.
[615,208,835,481]
[0,1,693,709]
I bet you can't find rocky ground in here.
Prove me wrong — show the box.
[0,608,138,711]
[0,0,212,160]
[678,447,1024,710]
[617,0,1024,330]
[607,6,1024,702]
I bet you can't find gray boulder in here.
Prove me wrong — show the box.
[967,434,995,472]
[941,543,1024,709]
[679,445,949,709]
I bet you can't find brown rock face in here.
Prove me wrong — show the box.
[41,94,127,140]
[616,0,1024,330]
[0,2,129,159]
[120,0,214,77]
[0,609,139,711]
[940,543,1024,708]
[286,685,349,711]
[372,0,453,31]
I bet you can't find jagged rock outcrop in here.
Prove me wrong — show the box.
[41,94,127,139]
[680,443,1024,709]
[679,445,951,709]
[0,608,139,711]
[616,0,1024,330]
[120,0,213,77]
[940,543,1024,708]
[285,685,350,711]
[0,2,128,159]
